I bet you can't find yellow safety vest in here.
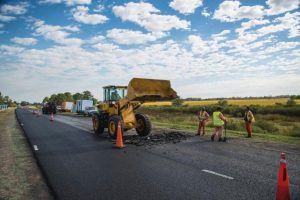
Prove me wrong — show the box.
[213,111,224,126]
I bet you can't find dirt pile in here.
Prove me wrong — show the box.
[123,131,190,146]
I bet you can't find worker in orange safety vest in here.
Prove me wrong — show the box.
[244,106,255,138]
[196,107,210,136]
[211,106,227,142]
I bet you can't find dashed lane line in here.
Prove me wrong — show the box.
[33,145,39,151]
[202,169,234,180]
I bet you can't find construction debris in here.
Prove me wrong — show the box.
[123,131,190,146]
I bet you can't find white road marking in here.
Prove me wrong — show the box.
[202,169,234,180]
[33,145,39,151]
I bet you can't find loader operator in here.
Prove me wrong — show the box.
[211,106,227,142]
[244,106,255,138]
[111,89,121,101]
[196,107,210,136]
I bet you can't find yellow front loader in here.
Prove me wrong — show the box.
[92,78,178,138]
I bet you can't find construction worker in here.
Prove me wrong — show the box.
[244,106,255,138]
[211,106,226,142]
[196,107,210,136]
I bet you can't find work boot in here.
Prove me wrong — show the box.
[218,138,222,142]
[195,133,200,136]
[211,135,215,141]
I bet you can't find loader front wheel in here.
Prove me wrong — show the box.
[135,114,151,137]
[92,113,104,134]
[108,116,123,138]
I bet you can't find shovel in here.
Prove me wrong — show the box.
[223,121,227,142]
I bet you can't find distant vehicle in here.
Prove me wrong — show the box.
[74,100,93,113]
[83,106,97,117]
[61,101,73,112]
[42,102,57,114]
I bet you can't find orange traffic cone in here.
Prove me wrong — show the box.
[276,152,291,200]
[114,121,125,149]
[50,113,54,122]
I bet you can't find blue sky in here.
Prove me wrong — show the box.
[0,0,299,102]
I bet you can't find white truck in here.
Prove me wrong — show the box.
[74,100,93,113]
[61,101,73,112]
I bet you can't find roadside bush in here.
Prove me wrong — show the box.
[171,98,184,106]
[255,120,279,133]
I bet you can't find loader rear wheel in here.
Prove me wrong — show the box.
[135,113,151,137]
[108,115,123,138]
[92,113,104,134]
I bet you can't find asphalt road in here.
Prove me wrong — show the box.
[16,108,300,200]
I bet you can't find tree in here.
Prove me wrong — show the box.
[42,97,49,103]
[56,93,66,105]
[49,94,57,103]
[64,92,73,102]
[73,93,82,101]
[82,90,93,100]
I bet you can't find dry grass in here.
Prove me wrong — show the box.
[143,98,300,106]
[0,109,52,200]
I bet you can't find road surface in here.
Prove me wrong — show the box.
[16,108,300,200]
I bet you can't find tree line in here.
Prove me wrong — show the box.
[0,91,17,107]
[42,91,98,105]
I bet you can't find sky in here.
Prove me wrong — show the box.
[0,0,299,102]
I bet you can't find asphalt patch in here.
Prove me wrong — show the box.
[123,131,190,146]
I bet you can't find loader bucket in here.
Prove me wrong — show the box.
[126,78,178,102]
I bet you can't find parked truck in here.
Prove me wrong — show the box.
[74,100,93,113]
[61,101,73,112]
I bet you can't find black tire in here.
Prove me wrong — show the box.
[135,113,151,136]
[108,115,123,138]
[92,113,105,134]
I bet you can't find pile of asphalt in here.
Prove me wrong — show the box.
[123,131,190,146]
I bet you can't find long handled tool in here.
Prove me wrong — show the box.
[223,121,227,142]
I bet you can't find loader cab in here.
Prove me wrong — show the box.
[103,86,127,102]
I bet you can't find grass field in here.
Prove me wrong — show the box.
[143,98,300,106]
[0,108,51,200]
[139,107,300,145]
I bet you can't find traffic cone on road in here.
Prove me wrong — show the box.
[114,121,125,149]
[50,113,54,122]
[276,152,291,200]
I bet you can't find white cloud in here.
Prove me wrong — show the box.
[211,29,231,41]
[0,14,16,22]
[169,0,203,15]
[39,0,91,6]
[254,12,300,38]
[113,2,190,33]
[106,29,164,45]
[72,6,108,25]
[201,7,211,17]
[266,0,300,15]
[11,37,37,46]
[275,12,300,38]
[235,19,270,35]
[0,45,25,55]
[33,20,82,46]
[213,1,265,22]
[0,3,28,15]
